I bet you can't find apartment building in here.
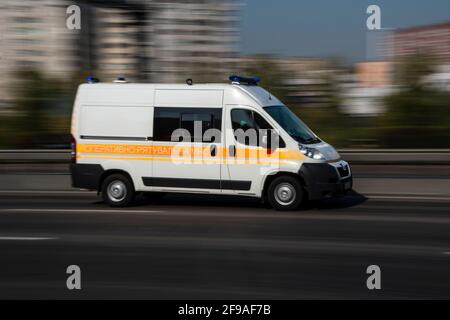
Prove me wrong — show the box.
[0,0,78,104]
[385,21,450,62]
[150,0,239,82]
[77,0,239,83]
[0,0,240,109]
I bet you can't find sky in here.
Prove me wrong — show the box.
[241,0,450,64]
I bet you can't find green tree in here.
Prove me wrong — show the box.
[4,69,73,147]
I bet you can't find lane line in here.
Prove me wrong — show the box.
[367,195,450,201]
[0,236,57,241]
[0,190,94,195]
[2,209,163,214]
[2,208,450,224]
[1,190,450,201]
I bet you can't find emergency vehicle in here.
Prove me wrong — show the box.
[70,75,352,210]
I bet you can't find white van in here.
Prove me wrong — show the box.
[70,76,352,210]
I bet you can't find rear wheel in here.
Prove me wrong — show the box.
[267,176,303,211]
[102,174,135,207]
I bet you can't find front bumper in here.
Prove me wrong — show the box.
[299,161,353,201]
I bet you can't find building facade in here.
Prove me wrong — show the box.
[386,21,450,63]
[87,0,240,83]
[0,0,79,104]
[0,0,240,108]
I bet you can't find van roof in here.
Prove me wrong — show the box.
[78,82,284,107]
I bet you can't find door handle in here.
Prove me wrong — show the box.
[229,145,236,157]
[210,144,217,157]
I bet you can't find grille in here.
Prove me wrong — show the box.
[337,164,350,178]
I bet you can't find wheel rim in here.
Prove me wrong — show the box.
[107,180,127,202]
[274,182,296,206]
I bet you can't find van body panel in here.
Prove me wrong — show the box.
[79,105,153,139]
[82,83,154,106]
[155,89,223,108]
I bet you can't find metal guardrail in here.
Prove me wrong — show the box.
[339,149,450,164]
[1,149,450,164]
[0,150,71,163]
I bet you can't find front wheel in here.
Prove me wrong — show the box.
[102,174,135,207]
[267,176,304,211]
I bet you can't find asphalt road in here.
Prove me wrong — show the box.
[0,165,450,299]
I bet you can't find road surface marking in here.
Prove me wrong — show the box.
[0,190,93,195]
[0,236,57,241]
[1,190,450,201]
[367,195,450,201]
[2,209,450,224]
[3,209,163,214]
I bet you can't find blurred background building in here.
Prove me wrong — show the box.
[0,0,449,149]
[386,21,450,63]
[0,0,79,105]
[150,0,239,82]
[0,0,239,107]
[76,0,239,82]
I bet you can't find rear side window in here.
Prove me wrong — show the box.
[154,107,222,142]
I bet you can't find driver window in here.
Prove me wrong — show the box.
[231,109,256,146]
[231,108,286,148]
[231,109,281,147]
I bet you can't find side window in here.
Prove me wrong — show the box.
[231,109,257,146]
[153,108,181,142]
[231,109,255,132]
[254,112,273,130]
[231,109,285,148]
[154,107,222,142]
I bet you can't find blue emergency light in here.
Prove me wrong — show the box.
[229,75,261,85]
[86,76,99,84]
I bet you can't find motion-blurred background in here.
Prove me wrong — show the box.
[0,0,449,149]
[1,1,450,300]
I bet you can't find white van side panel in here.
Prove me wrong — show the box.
[155,89,223,107]
[83,84,154,106]
[79,106,153,138]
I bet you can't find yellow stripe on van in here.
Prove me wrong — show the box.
[77,143,305,162]
[76,155,291,165]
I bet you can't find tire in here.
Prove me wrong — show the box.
[266,176,303,211]
[101,173,135,207]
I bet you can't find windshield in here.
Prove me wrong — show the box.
[263,105,321,144]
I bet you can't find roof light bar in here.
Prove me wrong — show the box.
[229,75,261,85]
[86,76,99,84]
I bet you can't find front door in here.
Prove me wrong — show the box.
[223,105,280,196]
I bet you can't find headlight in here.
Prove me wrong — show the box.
[298,144,325,160]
